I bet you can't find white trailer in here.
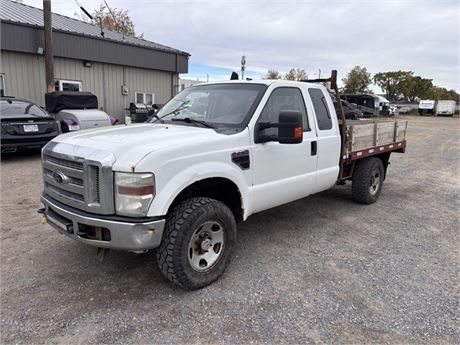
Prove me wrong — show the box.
[435,100,456,116]
[418,100,436,115]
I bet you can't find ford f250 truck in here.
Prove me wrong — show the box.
[39,71,407,290]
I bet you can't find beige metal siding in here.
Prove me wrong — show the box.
[1,51,46,104]
[1,51,174,122]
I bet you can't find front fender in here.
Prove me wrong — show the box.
[148,161,250,219]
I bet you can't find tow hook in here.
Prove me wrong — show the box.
[38,208,47,224]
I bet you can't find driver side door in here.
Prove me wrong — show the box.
[249,86,318,214]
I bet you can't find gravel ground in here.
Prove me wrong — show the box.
[1,115,459,344]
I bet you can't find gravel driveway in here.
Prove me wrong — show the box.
[1,115,459,344]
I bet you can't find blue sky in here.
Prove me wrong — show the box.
[23,0,460,91]
[181,62,263,82]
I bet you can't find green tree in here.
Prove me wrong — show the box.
[264,69,282,79]
[342,66,372,93]
[401,75,433,102]
[91,4,142,38]
[284,68,308,81]
[373,71,413,101]
[431,86,455,100]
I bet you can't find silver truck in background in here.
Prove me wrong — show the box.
[45,91,116,132]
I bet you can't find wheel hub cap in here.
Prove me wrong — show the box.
[369,169,381,196]
[188,221,225,272]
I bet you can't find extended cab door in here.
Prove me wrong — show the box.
[306,87,341,191]
[249,85,319,214]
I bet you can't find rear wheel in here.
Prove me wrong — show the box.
[156,197,237,290]
[352,157,384,204]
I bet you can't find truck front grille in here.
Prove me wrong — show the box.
[44,155,84,171]
[45,182,85,202]
[42,151,112,214]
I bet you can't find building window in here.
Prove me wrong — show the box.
[55,79,82,92]
[0,74,5,97]
[135,92,154,105]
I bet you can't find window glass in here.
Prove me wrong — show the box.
[0,75,5,97]
[257,87,309,136]
[153,83,266,127]
[62,82,80,92]
[308,88,332,130]
[54,80,82,92]
[145,93,153,105]
[136,92,144,103]
[0,100,47,118]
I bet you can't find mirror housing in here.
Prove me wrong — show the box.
[277,111,303,144]
[256,111,303,144]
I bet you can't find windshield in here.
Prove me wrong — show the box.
[0,99,48,119]
[151,83,266,128]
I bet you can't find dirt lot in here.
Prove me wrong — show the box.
[1,115,459,344]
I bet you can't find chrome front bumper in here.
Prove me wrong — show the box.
[41,195,165,251]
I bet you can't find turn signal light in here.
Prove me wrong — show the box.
[294,127,302,139]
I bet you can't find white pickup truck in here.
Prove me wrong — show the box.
[39,71,407,290]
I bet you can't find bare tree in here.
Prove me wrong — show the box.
[91,4,143,38]
[264,69,282,80]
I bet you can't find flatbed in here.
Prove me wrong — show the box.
[302,71,407,181]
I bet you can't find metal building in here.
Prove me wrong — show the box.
[0,0,189,121]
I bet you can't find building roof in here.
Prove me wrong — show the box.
[0,0,189,56]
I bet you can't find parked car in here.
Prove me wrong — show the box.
[45,91,113,132]
[389,105,398,115]
[398,106,413,114]
[1,97,61,153]
[40,74,408,290]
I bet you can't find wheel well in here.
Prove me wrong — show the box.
[168,178,244,222]
[353,152,391,179]
[376,152,391,178]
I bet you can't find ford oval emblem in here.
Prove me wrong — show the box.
[53,171,70,185]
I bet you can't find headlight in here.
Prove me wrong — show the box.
[115,172,155,217]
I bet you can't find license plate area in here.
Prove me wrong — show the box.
[23,124,39,132]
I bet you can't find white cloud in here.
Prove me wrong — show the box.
[23,0,460,90]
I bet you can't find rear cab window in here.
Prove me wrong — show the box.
[308,88,332,130]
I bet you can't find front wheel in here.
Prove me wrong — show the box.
[352,157,385,204]
[156,197,237,290]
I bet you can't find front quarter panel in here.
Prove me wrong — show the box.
[133,130,253,219]
[148,161,251,219]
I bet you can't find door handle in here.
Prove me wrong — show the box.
[311,141,317,156]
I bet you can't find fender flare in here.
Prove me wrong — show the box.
[148,161,250,219]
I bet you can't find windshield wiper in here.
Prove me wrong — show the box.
[171,117,215,128]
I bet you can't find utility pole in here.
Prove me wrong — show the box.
[43,0,55,93]
[241,56,246,80]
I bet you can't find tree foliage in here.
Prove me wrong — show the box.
[400,75,433,102]
[431,86,457,101]
[373,71,413,101]
[91,4,142,38]
[342,66,372,93]
[264,69,282,79]
[284,68,308,81]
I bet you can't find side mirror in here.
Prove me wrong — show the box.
[256,111,303,144]
[278,111,303,144]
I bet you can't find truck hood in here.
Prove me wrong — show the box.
[52,123,224,170]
